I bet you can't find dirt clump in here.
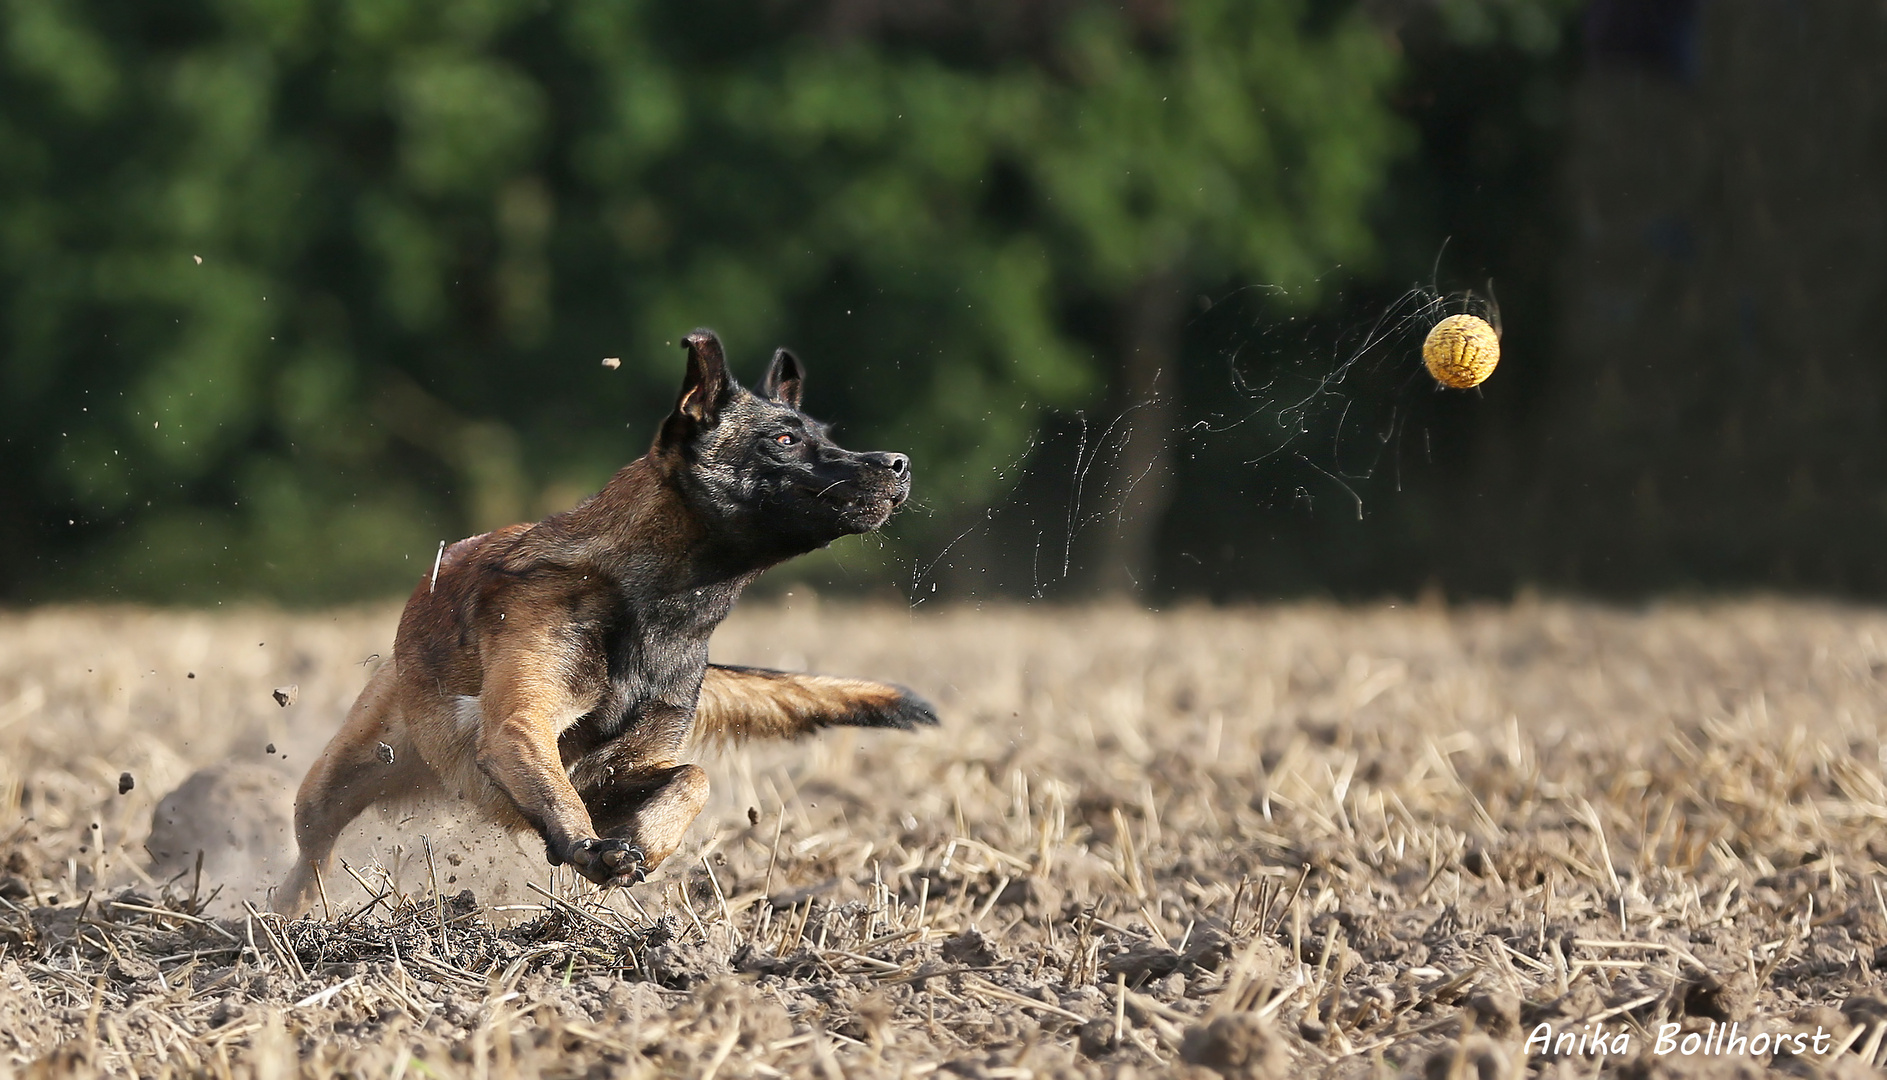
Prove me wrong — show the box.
[145,760,294,888]
[1181,1013,1292,1079]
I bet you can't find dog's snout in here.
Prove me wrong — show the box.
[865,452,909,477]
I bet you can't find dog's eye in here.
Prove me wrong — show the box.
[773,433,798,447]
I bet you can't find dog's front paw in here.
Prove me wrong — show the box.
[565,837,647,886]
[603,861,648,889]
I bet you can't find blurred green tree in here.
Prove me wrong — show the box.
[0,0,1402,603]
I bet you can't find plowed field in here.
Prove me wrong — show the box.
[1,598,1885,1078]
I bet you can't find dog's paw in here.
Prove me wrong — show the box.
[566,837,646,886]
[603,863,648,889]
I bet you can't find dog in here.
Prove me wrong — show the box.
[277,330,936,915]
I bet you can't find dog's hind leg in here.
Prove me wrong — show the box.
[566,743,710,885]
[278,663,434,915]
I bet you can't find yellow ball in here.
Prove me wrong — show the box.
[1422,314,1500,389]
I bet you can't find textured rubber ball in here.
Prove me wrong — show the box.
[1423,314,1500,389]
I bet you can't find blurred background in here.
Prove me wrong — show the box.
[0,0,1879,607]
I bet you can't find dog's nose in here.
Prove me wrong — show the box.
[869,452,910,477]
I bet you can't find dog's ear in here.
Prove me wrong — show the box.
[676,330,732,422]
[657,330,734,451]
[759,348,804,409]
[658,330,734,451]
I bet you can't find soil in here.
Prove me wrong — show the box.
[0,597,1884,1078]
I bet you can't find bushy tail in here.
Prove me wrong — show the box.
[693,664,938,746]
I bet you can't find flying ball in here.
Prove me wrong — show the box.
[1422,313,1500,389]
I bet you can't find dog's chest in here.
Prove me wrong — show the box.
[588,582,742,731]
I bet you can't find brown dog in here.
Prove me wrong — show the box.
[277,330,936,915]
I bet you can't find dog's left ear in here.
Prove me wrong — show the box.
[759,348,804,409]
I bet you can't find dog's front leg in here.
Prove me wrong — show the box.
[474,656,640,886]
[568,744,711,876]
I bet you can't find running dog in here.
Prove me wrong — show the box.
[277,330,934,915]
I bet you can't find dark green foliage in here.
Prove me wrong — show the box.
[0,0,1407,602]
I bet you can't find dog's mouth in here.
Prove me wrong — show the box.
[801,480,908,527]
[841,490,906,512]
[833,490,905,518]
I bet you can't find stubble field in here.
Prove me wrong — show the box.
[1,597,1886,1078]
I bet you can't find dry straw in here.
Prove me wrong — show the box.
[0,598,1884,1076]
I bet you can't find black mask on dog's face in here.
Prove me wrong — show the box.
[655,330,912,559]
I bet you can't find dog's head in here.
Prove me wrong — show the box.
[653,329,911,555]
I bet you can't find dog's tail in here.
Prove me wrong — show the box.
[694,664,938,746]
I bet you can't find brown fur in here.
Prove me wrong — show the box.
[276,332,934,915]
[695,665,923,745]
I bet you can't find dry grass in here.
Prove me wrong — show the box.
[2,596,1887,1078]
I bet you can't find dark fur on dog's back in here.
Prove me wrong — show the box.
[277,330,935,915]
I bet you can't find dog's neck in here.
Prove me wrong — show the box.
[547,456,778,596]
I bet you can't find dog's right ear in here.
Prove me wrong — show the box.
[659,330,733,448]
